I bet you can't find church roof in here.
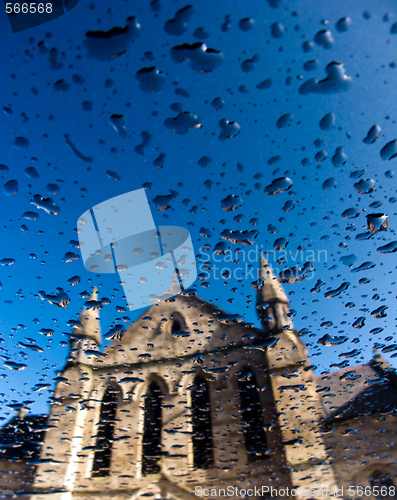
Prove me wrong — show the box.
[0,413,47,462]
[316,361,397,424]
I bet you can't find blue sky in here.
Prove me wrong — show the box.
[1,0,397,418]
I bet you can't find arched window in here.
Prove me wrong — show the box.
[171,319,182,334]
[141,382,163,475]
[191,376,213,469]
[91,386,120,477]
[237,368,268,461]
[370,471,396,499]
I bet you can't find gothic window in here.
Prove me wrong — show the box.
[141,382,163,475]
[171,319,182,334]
[191,376,214,469]
[169,312,186,336]
[237,368,268,461]
[91,386,120,477]
[370,471,396,499]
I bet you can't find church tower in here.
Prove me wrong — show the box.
[256,255,337,497]
[33,289,102,495]
[68,288,102,364]
[256,254,292,335]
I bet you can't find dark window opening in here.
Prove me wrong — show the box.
[191,376,213,469]
[237,368,268,461]
[370,471,396,499]
[91,386,119,477]
[141,382,163,475]
[171,319,182,333]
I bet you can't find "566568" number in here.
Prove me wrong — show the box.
[5,3,53,14]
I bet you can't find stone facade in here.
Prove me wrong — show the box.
[1,259,397,499]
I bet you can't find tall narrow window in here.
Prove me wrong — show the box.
[191,376,213,469]
[92,386,120,477]
[237,368,268,461]
[171,319,182,334]
[141,382,163,475]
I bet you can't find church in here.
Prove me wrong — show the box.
[1,257,397,499]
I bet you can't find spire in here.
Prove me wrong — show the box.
[73,288,102,345]
[373,347,397,388]
[256,254,293,335]
[258,255,289,304]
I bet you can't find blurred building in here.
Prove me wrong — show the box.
[1,258,397,499]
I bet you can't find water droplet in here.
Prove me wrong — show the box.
[211,97,225,110]
[136,67,166,92]
[352,261,376,272]
[271,22,284,38]
[353,317,366,329]
[299,62,352,95]
[282,200,295,212]
[24,167,39,180]
[218,119,240,140]
[380,139,397,160]
[0,258,15,266]
[340,254,358,267]
[238,18,255,31]
[13,136,29,149]
[354,178,376,194]
[3,180,18,196]
[165,112,202,135]
[164,5,194,36]
[82,100,93,111]
[23,211,39,221]
[265,177,293,195]
[84,17,141,61]
[315,150,327,162]
[319,113,336,131]
[371,305,388,318]
[193,27,210,40]
[318,334,348,346]
[273,237,288,250]
[336,16,352,32]
[46,183,59,195]
[324,282,350,297]
[377,241,397,253]
[4,362,27,371]
[106,170,121,181]
[363,124,382,144]
[221,195,243,211]
[322,177,336,190]
[276,113,293,129]
[314,29,334,49]
[331,146,347,166]
[366,213,388,233]
[152,191,178,210]
[109,114,127,138]
[241,54,259,72]
[31,195,60,215]
[342,207,360,219]
[171,42,223,72]
[302,40,315,53]
[53,79,69,92]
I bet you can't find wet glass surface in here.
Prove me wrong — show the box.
[1,0,397,498]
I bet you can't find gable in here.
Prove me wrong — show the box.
[95,295,263,367]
